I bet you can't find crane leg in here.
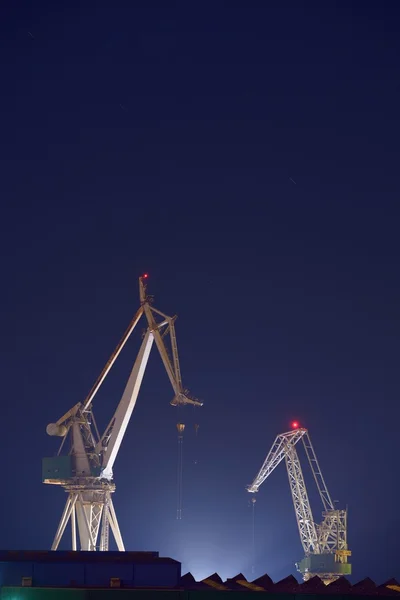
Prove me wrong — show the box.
[54,490,120,551]
[177,435,183,519]
[51,494,77,551]
[71,503,77,551]
[76,493,98,550]
[108,496,125,551]
[99,496,110,551]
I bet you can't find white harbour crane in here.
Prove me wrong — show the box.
[247,424,351,584]
[43,274,202,552]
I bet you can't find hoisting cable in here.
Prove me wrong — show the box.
[252,497,256,574]
[176,421,185,520]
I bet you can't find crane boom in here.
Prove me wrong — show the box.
[285,442,319,554]
[98,330,154,480]
[247,428,306,493]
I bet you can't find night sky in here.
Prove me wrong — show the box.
[1,0,400,585]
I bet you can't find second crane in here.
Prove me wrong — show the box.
[247,424,351,584]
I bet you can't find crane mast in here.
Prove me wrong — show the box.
[285,439,319,555]
[43,275,202,552]
[247,426,351,584]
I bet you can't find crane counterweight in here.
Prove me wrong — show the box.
[46,423,67,437]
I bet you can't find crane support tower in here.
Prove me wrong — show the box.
[247,425,351,584]
[43,274,202,552]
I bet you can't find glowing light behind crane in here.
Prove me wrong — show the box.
[181,543,253,583]
[291,421,300,429]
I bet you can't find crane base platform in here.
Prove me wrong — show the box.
[297,553,351,583]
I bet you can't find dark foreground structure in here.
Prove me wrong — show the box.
[0,552,399,599]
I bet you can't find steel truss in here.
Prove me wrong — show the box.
[52,486,123,551]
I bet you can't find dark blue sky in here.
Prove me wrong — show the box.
[1,0,400,584]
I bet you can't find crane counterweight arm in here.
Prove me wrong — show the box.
[55,403,81,428]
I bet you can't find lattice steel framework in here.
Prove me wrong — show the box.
[247,427,351,582]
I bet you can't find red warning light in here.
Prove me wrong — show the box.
[291,421,299,429]
[142,273,149,279]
